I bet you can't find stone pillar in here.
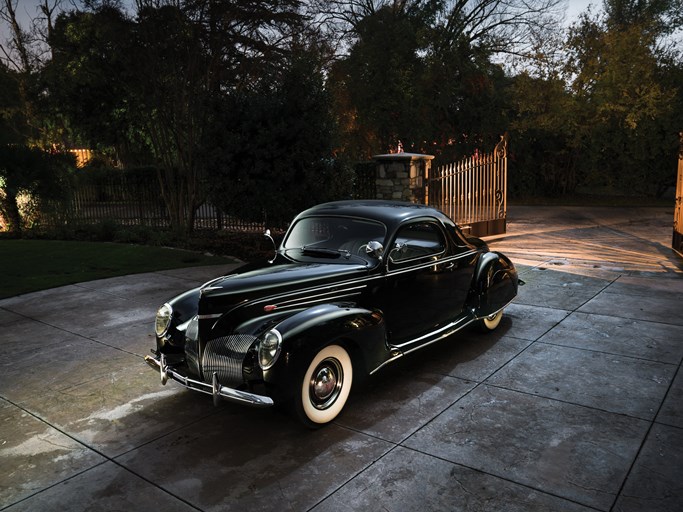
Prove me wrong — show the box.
[373,153,434,204]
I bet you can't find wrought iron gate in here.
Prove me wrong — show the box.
[427,134,508,237]
[674,132,683,257]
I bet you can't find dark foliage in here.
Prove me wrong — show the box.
[0,145,75,234]
[206,51,354,225]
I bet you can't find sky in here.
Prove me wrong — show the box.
[7,0,53,27]
[565,0,599,23]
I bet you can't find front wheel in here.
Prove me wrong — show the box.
[480,309,504,332]
[295,344,353,428]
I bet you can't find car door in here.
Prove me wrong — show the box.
[377,219,474,347]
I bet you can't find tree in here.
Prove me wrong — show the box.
[421,40,508,158]
[208,47,354,225]
[0,145,74,234]
[1,1,68,144]
[330,3,431,157]
[603,0,683,35]
[0,0,35,72]
[128,0,305,233]
[0,2,76,234]
[314,0,565,57]
[41,6,135,152]
[506,72,581,196]
[325,0,564,158]
[565,4,681,193]
[41,0,306,234]
[0,60,27,145]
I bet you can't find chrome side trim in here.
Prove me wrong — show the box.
[269,291,364,311]
[401,318,477,356]
[144,355,274,408]
[374,296,517,376]
[386,251,477,277]
[199,299,249,322]
[368,316,477,375]
[200,285,368,322]
[198,313,223,320]
[269,284,367,307]
[251,283,368,308]
[392,315,473,349]
[369,351,404,375]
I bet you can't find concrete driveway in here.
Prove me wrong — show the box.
[1,206,682,511]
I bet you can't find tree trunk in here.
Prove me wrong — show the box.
[0,189,23,236]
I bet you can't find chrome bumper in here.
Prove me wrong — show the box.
[144,354,274,408]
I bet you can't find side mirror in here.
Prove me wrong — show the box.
[365,240,385,260]
[388,242,408,262]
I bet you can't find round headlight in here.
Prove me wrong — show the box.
[258,329,282,370]
[155,303,173,337]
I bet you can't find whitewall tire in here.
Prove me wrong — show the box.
[481,309,504,332]
[297,344,353,427]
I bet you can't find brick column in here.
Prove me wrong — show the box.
[373,153,434,204]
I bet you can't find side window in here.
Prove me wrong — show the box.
[390,221,446,264]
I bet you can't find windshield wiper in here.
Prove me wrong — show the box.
[301,246,351,259]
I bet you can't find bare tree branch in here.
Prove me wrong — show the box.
[1,0,33,71]
[1,0,69,70]
[309,0,565,58]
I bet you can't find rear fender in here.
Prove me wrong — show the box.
[468,252,518,317]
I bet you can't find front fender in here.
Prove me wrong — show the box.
[264,303,386,401]
[468,252,518,317]
[158,287,201,350]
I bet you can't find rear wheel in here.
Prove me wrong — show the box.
[295,344,353,428]
[480,309,504,332]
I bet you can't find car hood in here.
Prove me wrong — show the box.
[197,257,372,318]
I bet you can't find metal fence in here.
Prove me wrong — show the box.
[59,162,378,232]
[30,150,510,236]
[66,174,267,232]
[427,134,508,237]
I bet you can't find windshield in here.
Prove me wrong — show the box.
[283,216,387,256]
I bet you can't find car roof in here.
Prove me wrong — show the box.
[295,200,454,231]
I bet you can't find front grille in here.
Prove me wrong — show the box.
[201,334,257,387]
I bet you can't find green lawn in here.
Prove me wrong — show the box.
[0,240,238,299]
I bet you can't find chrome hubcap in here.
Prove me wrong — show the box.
[310,358,343,410]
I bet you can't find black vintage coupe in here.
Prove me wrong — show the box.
[145,200,518,427]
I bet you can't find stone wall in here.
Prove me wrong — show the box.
[373,153,434,204]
